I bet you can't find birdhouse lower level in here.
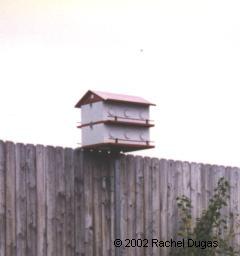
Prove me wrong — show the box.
[81,123,153,152]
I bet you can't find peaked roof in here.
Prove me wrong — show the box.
[75,90,156,108]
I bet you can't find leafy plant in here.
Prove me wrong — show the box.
[170,177,240,256]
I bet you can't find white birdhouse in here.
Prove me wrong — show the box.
[75,90,155,152]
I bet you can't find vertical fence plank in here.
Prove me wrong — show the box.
[126,155,136,256]
[0,141,6,256]
[119,155,128,256]
[26,144,37,256]
[223,166,231,237]
[190,162,197,224]
[93,155,102,256]
[211,165,219,193]
[208,165,214,201]
[36,145,47,256]
[101,153,112,256]
[84,153,94,256]
[174,161,183,239]
[235,168,240,246]
[152,158,160,256]
[205,164,212,210]
[236,168,240,247]
[143,157,153,256]
[167,160,175,245]
[190,162,202,224]
[5,141,16,256]
[55,147,66,256]
[135,156,144,256]
[110,156,115,256]
[106,156,112,256]
[218,165,227,231]
[230,167,239,246]
[182,161,191,198]
[196,163,202,220]
[167,160,180,256]
[159,159,168,256]
[64,148,75,256]
[46,146,56,256]
[201,164,208,212]
[16,143,27,256]
[74,149,85,256]
[228,166,235,248]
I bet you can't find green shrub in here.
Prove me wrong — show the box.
[170,177,240,256]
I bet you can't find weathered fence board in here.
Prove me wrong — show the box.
[0,140,240,256]
[0,141,6,256]
[46,146,57,256]
[74,148,84,256]
[36,144,47,256]
[152,158,160,256]
[26,144,37,256]
[64,148,75,256]
[135,156,144,256]
[110,157,115,256]
[101,155,108,256]
[84,153,94,256]
[5,141,16,256]
[16,143,27,256]
[167,160,174,255]
[126,155,136,256]
[144,157,153,256]
[93,155,102,256]
[55,146,65,256]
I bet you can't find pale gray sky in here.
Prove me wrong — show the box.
[1,0,240,166]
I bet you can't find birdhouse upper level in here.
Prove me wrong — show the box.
[75,90,155,152]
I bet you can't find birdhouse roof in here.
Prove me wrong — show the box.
[75,90,156,108]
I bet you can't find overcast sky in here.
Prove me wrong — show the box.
[1,0,240,167]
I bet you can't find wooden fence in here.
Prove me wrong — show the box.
[0,140,240,256]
